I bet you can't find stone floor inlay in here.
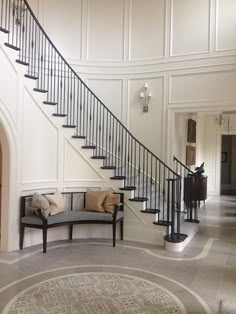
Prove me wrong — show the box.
[3,272,186,314]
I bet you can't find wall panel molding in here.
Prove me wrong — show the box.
[63,139,106,181]
[128,76,164,156]
[169,69,236,104]
[170,0,211,57]
[71,54,236,77]
[128,0,166,62]
[43,0,83,61]
[86,78,124,121]
[215,0,236,52]
[21,180,58,185]
[86,0,125,62]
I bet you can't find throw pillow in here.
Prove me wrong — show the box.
[45,191,65,215]
[104,192,120,214]
[31,192,50,218]
[85,190,108,213]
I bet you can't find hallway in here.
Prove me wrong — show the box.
[0,196,235,314]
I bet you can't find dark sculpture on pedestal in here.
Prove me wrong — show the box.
[194,162,205,176]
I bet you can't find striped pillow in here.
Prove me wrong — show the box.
[85,190,108,213]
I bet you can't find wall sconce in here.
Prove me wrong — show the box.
[12,1,26,25]
[139,83,152,113]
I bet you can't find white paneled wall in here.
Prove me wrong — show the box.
[129,0,165,60]
[87,0,125,61]
[10,0,236,190]
[22,90,58,184]
[64,140,103,182]
[1,0,236,250]
[0,48,18,124]
[87,79,123,120]
[44,0,83,60]
[216,0,236,51]
[170,71,236,103]
[35,0,236,161]
[129,78,164,156]
[170,0,210,56]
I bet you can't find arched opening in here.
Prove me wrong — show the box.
[0,122,10,251]
[0,115,17,252]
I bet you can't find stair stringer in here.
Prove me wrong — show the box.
[64,131,167,246]
[7,51,168,246]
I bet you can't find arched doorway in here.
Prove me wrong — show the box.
[0,114,17,252]
[0,122,11,251]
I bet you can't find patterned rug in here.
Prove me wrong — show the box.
[3,272,186,313]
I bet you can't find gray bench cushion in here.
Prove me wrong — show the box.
[21,210,123,226]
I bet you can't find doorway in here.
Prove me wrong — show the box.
[221,135,236,195]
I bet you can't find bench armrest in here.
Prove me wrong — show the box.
[113,202,123,218]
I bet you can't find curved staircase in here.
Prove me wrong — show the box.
[0,0,199,250]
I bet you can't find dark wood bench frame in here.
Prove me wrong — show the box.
[20,191,124,253]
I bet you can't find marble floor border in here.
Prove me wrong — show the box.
[0,265,213,314]
[0,237,218,265]
[2,272,188,314]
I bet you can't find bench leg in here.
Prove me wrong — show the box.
[120,220,123,240]
[113,222,116,247]
[42,227,47,253]
[69,225,73,240]
[19,224,25,250]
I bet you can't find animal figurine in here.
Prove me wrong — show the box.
[194,162,205,175]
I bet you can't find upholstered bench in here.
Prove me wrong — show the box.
[20,191,124,253]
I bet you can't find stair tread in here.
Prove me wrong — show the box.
[101,166,116,170]
[72,135,86,139]
[91,156,106,159]
[153,220,171,226]
[110,176,126,180]
[82,146,96,149]
[129,197,148,202]
[16,59,29,66]
[33,88,48,93]
[63,125,76,128]
[53,113,67,117]
[4,43,20,51]
[120,186,136,191]
[0,26,9,34]
[25,74,38,80]
[43,101,57,105]
[141,208,160,214]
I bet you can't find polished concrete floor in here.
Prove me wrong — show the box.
[0,195,235,313]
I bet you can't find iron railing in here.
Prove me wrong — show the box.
[0,0,185,242]
[173,156,200,223]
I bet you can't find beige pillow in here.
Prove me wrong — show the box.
[104,193,120,214]
[31,193,50,218]
[45,191,65,215]
[85,190,108,213]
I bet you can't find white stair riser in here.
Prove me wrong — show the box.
[70,137,86,147]
[126,199,146,211]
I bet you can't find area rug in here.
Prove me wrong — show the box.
[3,272,186,313]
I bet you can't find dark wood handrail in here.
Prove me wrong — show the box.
[173,156,194,174]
